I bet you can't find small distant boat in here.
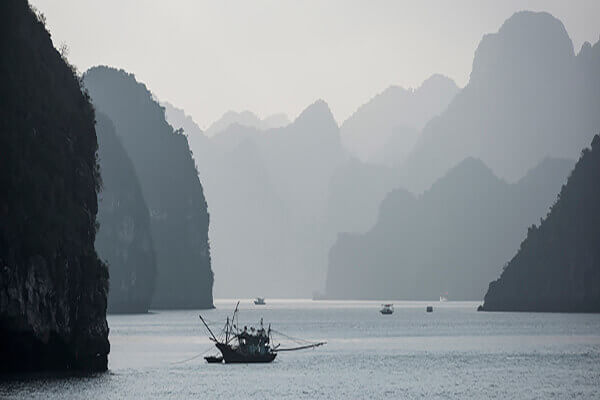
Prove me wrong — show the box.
[439,292,448,302]
[312,291,326,300]
[426,306,433,312]
[200,302,325,364]
[380,304,394,315]
[254,297,266,305]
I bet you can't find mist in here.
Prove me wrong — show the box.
[14,0,597,302]
[3,0,600,395]
[28,0,600,128]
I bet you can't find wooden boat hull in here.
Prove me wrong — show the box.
[216,343,277,363]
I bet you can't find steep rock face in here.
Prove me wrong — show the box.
[483,135,600,312]
[326,158,399,236]
[256,100,347,295]
[95,113,156,313]
[325,157,574,300]
[0,0,109,372]
[187,99,346,297]
[401,11,600,192]
[83,67,213,309]
[203,136,292,297]
[341,74,459,164]
[259,100,345,224]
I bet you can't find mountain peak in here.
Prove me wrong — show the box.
[206,110,261,136]
[298,98,331,115]
[447,157,496,177]
[470,10,574,85]
[294,99,337,128]
[207,110,289,136]
[425,157,502,195]
[263,113,290,129]
[418,74,459,94]
[499,11,568,36]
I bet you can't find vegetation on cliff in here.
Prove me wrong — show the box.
[483,135,600,312]
[0,0,109,371]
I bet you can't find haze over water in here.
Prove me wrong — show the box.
[2,300,599,399]
[2,1,600,395]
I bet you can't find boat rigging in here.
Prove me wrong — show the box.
[199,301,326,363]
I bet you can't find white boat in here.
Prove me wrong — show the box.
[380,304,394,315]
[439,293,448,302]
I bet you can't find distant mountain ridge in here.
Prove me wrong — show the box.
[206,110,290,137]
[137,10,599,303]
[399,11,600,193]
[326,158,398,236]
[187,98,347,297]
[325,156,574,300]
[482,135,600,312]
[341,74,459,164]
[162,101,210,173]
[162,101,206,139]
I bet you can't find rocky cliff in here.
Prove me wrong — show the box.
[250,100,344,296]
[341,75,459,165]
[95,113,157,313]
[400,11,600,192]
[83,66,213,309]
[325,157,574,300]
[0,0,109,372]
[184,99,346,297]
[482,135,600,312]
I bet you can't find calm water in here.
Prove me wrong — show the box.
[2,299,600,399]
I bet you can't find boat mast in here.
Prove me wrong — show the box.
[231,301,240,332]
[268,323,272,346]
[223,301,241,345]
[225,316,230,343]
[199,314,219,343]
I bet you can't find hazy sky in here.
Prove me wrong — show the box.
[31,0,600,129]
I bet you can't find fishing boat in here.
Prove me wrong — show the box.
[380,303,394,315]
[200,302,325,364]
[254,297,266,305]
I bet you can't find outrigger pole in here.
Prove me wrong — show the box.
[199,314,219,343]
[275,342,327,352]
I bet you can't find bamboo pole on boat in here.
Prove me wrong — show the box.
[199,314,219,343]
[275,342,326,352]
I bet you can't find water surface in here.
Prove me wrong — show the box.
[2,299,600,399]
